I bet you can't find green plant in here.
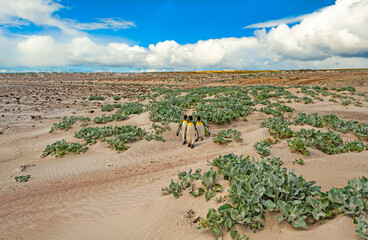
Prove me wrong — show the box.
[15,175,31,182]
[88,95,104,101]
[214,196,227,203]
[145,122,171,142]
[301,96,313,104]
[260,117,293,139]
[356,215,368,239]
[93,114,128,124]
[116,102,145,115]
[354,102,363,107]
[113,95,121,101]
[164,153,368,239]
[254,140,271,156]
[41,140,88,158]
[49,116,90,133]
[291,112,368,140]
[259,103,294,118]
[101,105,114,112]
[162,169,202,198]
[292,158,305,165]
[342,100,352,106]
[287,137,310,156]
[199,168,223,201]
[212,129,243,145]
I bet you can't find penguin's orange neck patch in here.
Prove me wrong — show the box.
[197,121,203,125]
[188,122,194,126]
[183,120,188,123]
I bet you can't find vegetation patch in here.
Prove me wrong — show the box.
[15,175,31,183]
[212,129,243,145]
[253,138,277,156]
[291,112,368,140]
[163,154,368,239]
[116,102,145,115]
[88,95,105,101]
[74,124,166,152]
[101,105,114,112]
[292,158,305,165]
[49,116,90,133]
[112,95,121,101]
[41,140,88,158]
[107,127,148,152]
[93,114,128,124]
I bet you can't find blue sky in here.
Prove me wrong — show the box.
[61,0,336,46]
[0,0,367,72]
[7,0,335,46]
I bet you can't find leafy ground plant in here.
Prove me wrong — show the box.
[116,102,145,115]
[49,116,90,133]
[144,122,171,142]
[88,95,104,101]
[162,168,223,201]
[163,154,368,239]
[107,128,146,151]
[15,175,31,182]
[291,112,368,140]
[290,129,366,155]
[254,140,271,156]
[112,95,121,101]
[41,140,88,158]
[101,105,114,112]
[261,114,368,155]
[74,125,164,152]
[93,114,128,124]
[292,158,305,165]
[212,129,243,145]
[356,215,368,239]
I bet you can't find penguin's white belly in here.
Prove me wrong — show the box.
[197,124,205,138]
[187,125,196,144]
[182,123,188,141]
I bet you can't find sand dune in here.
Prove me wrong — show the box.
[0,72,367,240]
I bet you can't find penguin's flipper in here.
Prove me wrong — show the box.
[176,125,182,136]
[204,126,210,136]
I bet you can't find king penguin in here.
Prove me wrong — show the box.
[185,116,198,148]
[176,114,188,144]
[196,116,210,140]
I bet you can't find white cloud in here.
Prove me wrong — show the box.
[0,0,367,70]
[71,18,136,31]
[244,14,311,29]
[0,0,135,34]
[0,0,76,34]
[255,0,368,61]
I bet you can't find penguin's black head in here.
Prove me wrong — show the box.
[189,116,193,121]
[184,114,187,119]
[197,116,201,120]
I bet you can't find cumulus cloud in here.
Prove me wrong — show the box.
[255,0,368,61]
[0,0,135,34]
[0,0,368,70]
